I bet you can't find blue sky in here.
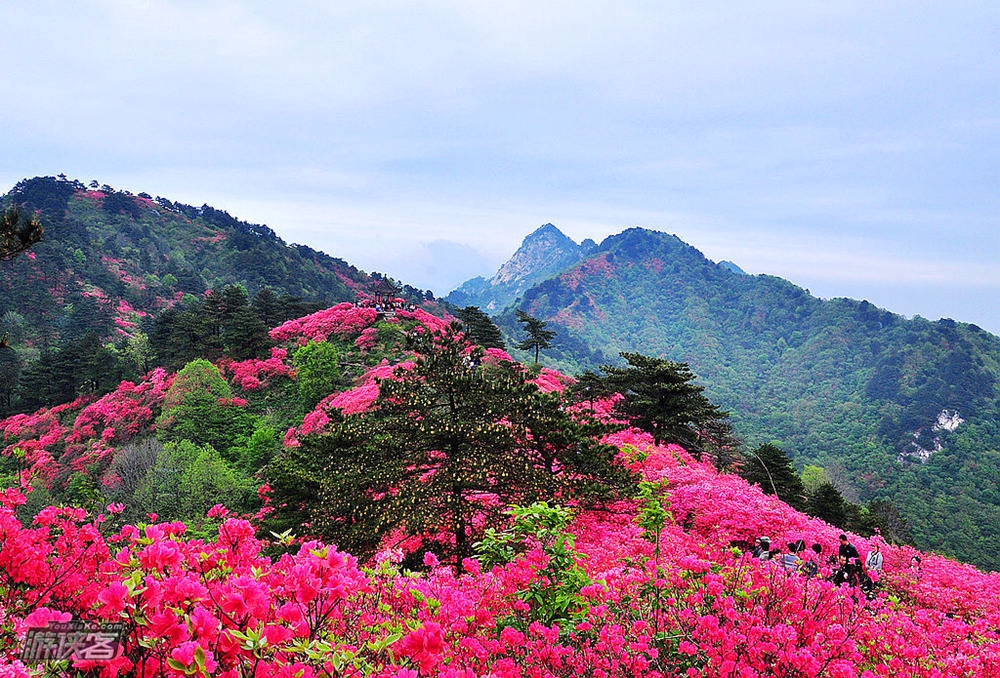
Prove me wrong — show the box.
[2,2,997,332]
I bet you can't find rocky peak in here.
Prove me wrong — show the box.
[492,224,583,286]
[447,223,592,312]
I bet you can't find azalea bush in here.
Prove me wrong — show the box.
[4,433,1000,677]
[4,303,1000,677]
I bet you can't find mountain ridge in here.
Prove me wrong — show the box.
[0,175,434,351]
[455,224,1000,569]
[446,223,596,312]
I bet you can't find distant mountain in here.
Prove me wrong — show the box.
[0,176,431,351]
[470,226,1000,569]
[446,223,596,312]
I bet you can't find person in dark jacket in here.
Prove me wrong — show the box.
[838,534,860,561]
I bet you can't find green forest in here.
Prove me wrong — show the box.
[488,227,1000,568]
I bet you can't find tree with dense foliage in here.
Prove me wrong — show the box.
[866,499,914,545]
[454,305,506,349]
[700,418,744,473]
[156,359,254,461]
[740,443,808,511]
[151,286,274,368]
[515,309,555,363]
[0,204,43,260]
[806,481,848,527]
[268,326,633,568]
[292,340,342,411]
[0,334,20,410]
[567,369,617,413]
[602,352,728,452]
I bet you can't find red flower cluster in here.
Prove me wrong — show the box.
[219,348,293,392]
[269,303,378,343]
[4,424,1000,677]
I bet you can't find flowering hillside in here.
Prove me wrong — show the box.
[3,301,1000,676]
[2,434,1000,677]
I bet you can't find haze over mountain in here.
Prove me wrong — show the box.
[452,224,1000,569]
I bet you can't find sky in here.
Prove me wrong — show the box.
[2,1,997,332]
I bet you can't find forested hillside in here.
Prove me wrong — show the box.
[3,296,1000,677]
[0,176,433,416]
[471,227,1000,569]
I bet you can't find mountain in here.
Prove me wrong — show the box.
[461,226,1000,570]
[446,223,596,312]
[0,176,426,349]
[0,175,437,416]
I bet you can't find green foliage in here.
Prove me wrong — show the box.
[178,444,253,517]
[120,331,153,379]
[0,204,43,261]
[515,309,555,363]
[806,482,848,528]
[293,341,342,410]
[151,285,271,368]
[157,359,255,460]
[454,306,505,349]
[0,336,20,409]
[134,439,202,519]
[865,499,913,545]
[134,440,254,524]
[603,352,729,452]
[801,465,830,494]
[566,370,616,412]
[740,443,808,512]
[267,327,634,568]
[475,503,593,629]
[635,481,672,543]
[233,424,281,473]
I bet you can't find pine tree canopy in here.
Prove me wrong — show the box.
[515,309,555,363]
[740,442,808,511]
[266,326,634,569]
[602,352,729,450]
[454,305,505,350]
[0,205,43,261]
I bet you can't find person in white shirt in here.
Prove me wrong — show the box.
[864,542,884,580]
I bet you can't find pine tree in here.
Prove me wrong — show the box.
[567,370,616,412]
[454,306,505,350]
[741,443,808,511]
[0,205,43,261]
[267,326,633,569]
[156,359,254,461]
[515,310,555,363]
[0,334,20,411]
[603,352,728,451]
[806,482,848,527]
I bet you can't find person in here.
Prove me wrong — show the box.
[780,542,801,572]
[831,555,860,587]
[909,555,922,580]
[838,534,860,562]
[864,542,884,578]
[751,537,764,559]
[831,556,850,586]
[757,537,772,561]
[800,543,821,578]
